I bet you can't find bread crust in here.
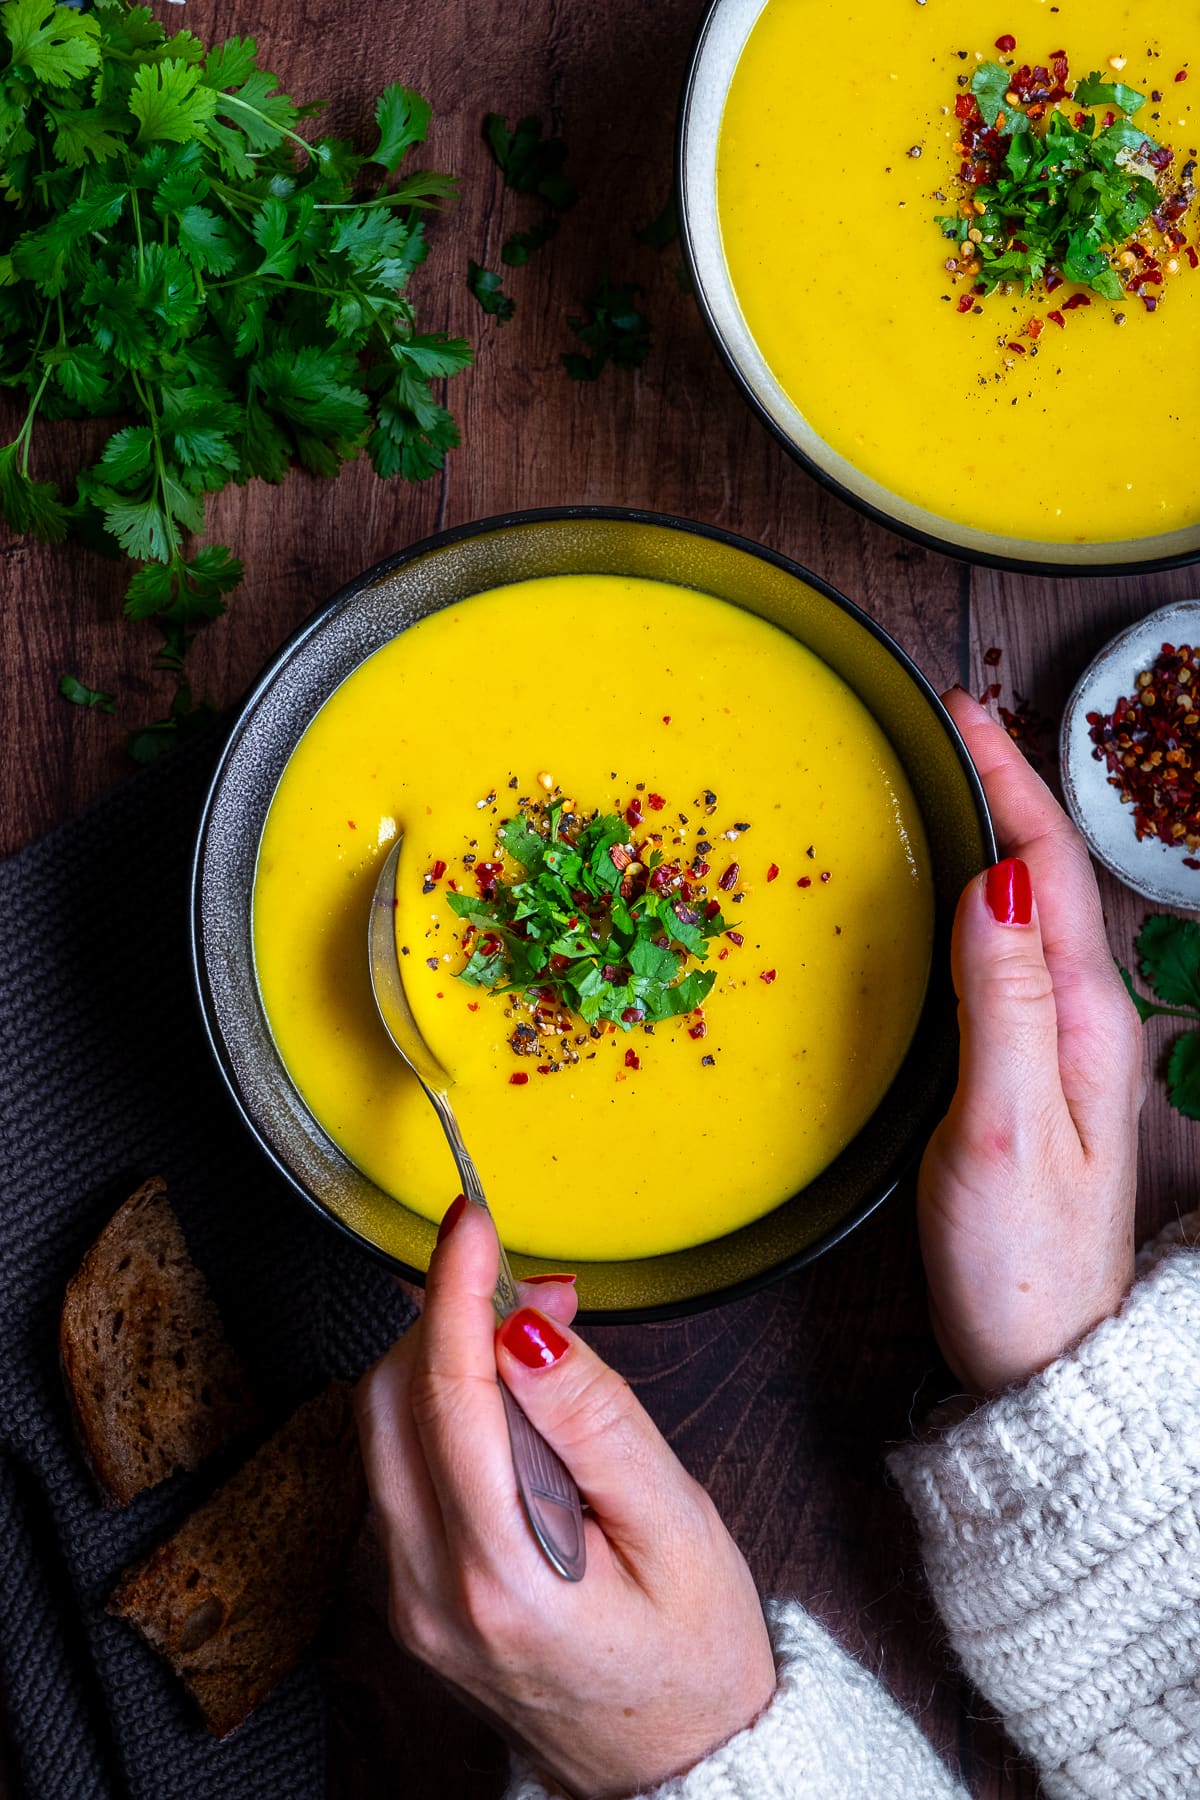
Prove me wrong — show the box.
[60,1177,257,1504]
[108,1384,367,1737]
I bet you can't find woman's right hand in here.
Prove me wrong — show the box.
[917,688,1146,1396]
[356,1201,776,1799]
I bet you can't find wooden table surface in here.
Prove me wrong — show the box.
[3,3,1197,1796]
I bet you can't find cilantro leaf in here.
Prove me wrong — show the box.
[636,190,679,249]
[1073,71,1146,115]
[0,442,69,541]
[372,83,431,171]
[3,0,99,88]
[129,58,218,144]
[467,259,515,322]
[1137,914,1200,1011]
[562,280,653,380]
[59,673,115,713]
[1167,1032,1200,1120]
[971,62,1011,129]
[501,218,559,267]
[482,112,576,209]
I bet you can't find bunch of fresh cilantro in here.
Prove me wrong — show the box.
[0,0,469,730]
[1121,915,1200,1118]
[940,65,1167,297]
[447,803,724,1030]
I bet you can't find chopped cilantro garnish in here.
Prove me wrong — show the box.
[445,800,729,1030]
[482,113,577,211]
[938,55,1178,302]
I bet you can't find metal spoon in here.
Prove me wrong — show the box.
[368,836,586,1582]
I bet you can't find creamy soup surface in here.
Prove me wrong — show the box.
[718,0,1199,543]
[253,575,933,1261]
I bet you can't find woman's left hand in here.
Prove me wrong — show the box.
[355,1199,776,1799]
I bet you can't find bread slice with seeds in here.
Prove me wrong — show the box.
[60,1176,257,1504]
[109,1383,365,1738]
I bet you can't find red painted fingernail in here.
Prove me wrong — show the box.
[497,1308,569,1370]
[524,1272,577,1286]
[437,1194,467,1244]
[985,858,1033,926]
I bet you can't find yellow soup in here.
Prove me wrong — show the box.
[253,575,933,1261]
[718,0,1199,543]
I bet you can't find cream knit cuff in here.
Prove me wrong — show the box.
[890,1213,1200,1800]
[504,1598,965,1800]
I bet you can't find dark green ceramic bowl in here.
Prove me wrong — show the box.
[192,509,993,1319]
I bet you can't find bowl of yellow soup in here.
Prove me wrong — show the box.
[680,0,1200,573]
[193,509,992,1318]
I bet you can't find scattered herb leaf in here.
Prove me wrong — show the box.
[501,217,559,266]
[467,259,516,322]
[1119,915,1200,1118]
[635,190,679,249]
[482,112,577,210]
[59,673,115,713]
[562,279,653,380]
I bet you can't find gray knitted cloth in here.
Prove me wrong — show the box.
[0,732,412,1800]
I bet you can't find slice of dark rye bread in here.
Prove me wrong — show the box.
[109,1383,367,1738]
[60,1177,257,1504]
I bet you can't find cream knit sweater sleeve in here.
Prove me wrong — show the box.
[503,1216,1200,1800]
[890,1212,1200,1799]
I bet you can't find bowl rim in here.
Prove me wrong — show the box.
[675,0,1200,583]
[191,503,995,1321]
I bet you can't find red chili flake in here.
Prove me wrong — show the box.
[689,1019,708,1040]
[1175,69,1188,82]
[1063,293,1091,310]
[624,1049,640,1070]
[647,793,666,811]
[1087,644,1200,854]
[1007,342,1027,354]
[820,870,831,883]
[467,1002,479,1012]
[994,33,1016,51]
[662,715,671,725]
[725,930,744,947]
[956,294,975,314]
[621,1006,645,1023]
[1143,295,1159,312]
[347,820,357,830]
[1045,269,1065,293]
[983,645,1002,666]
[1026,318,1044,340]
[1073,110,1087,126]
[766,862,780,882]
[509,1072,529,1086]
[1047,309,1066,328]
[692,859,710,877]
[704,899,722,919]
[760,969,777,985]
[1187,248,1200,271]
[537,1065,552,1075]
[718,947,729,960]
[625,798,643,828]
[1102,109,1116,128]
[955,93,976,120]
[430,859,447,880]
[987,683,1002,700]
[797,876,812,889]
[717,861,739,891]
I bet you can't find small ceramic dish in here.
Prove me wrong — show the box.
[192,508,993,1319]
[1060,601,1200,910]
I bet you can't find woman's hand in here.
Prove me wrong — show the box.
[918,688,1146,1396]
[355,1202,776,1799]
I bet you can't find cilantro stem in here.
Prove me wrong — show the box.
[130,187,144,277]
[15,303,55,476]
[219,93,322,163]
[130,367,182,566]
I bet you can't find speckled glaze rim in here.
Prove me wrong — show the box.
[192,506,995,1322]
[676,0,1200,581]
[1060,600,1200,909]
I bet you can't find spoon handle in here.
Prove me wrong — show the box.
[432,1095,587,1582]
